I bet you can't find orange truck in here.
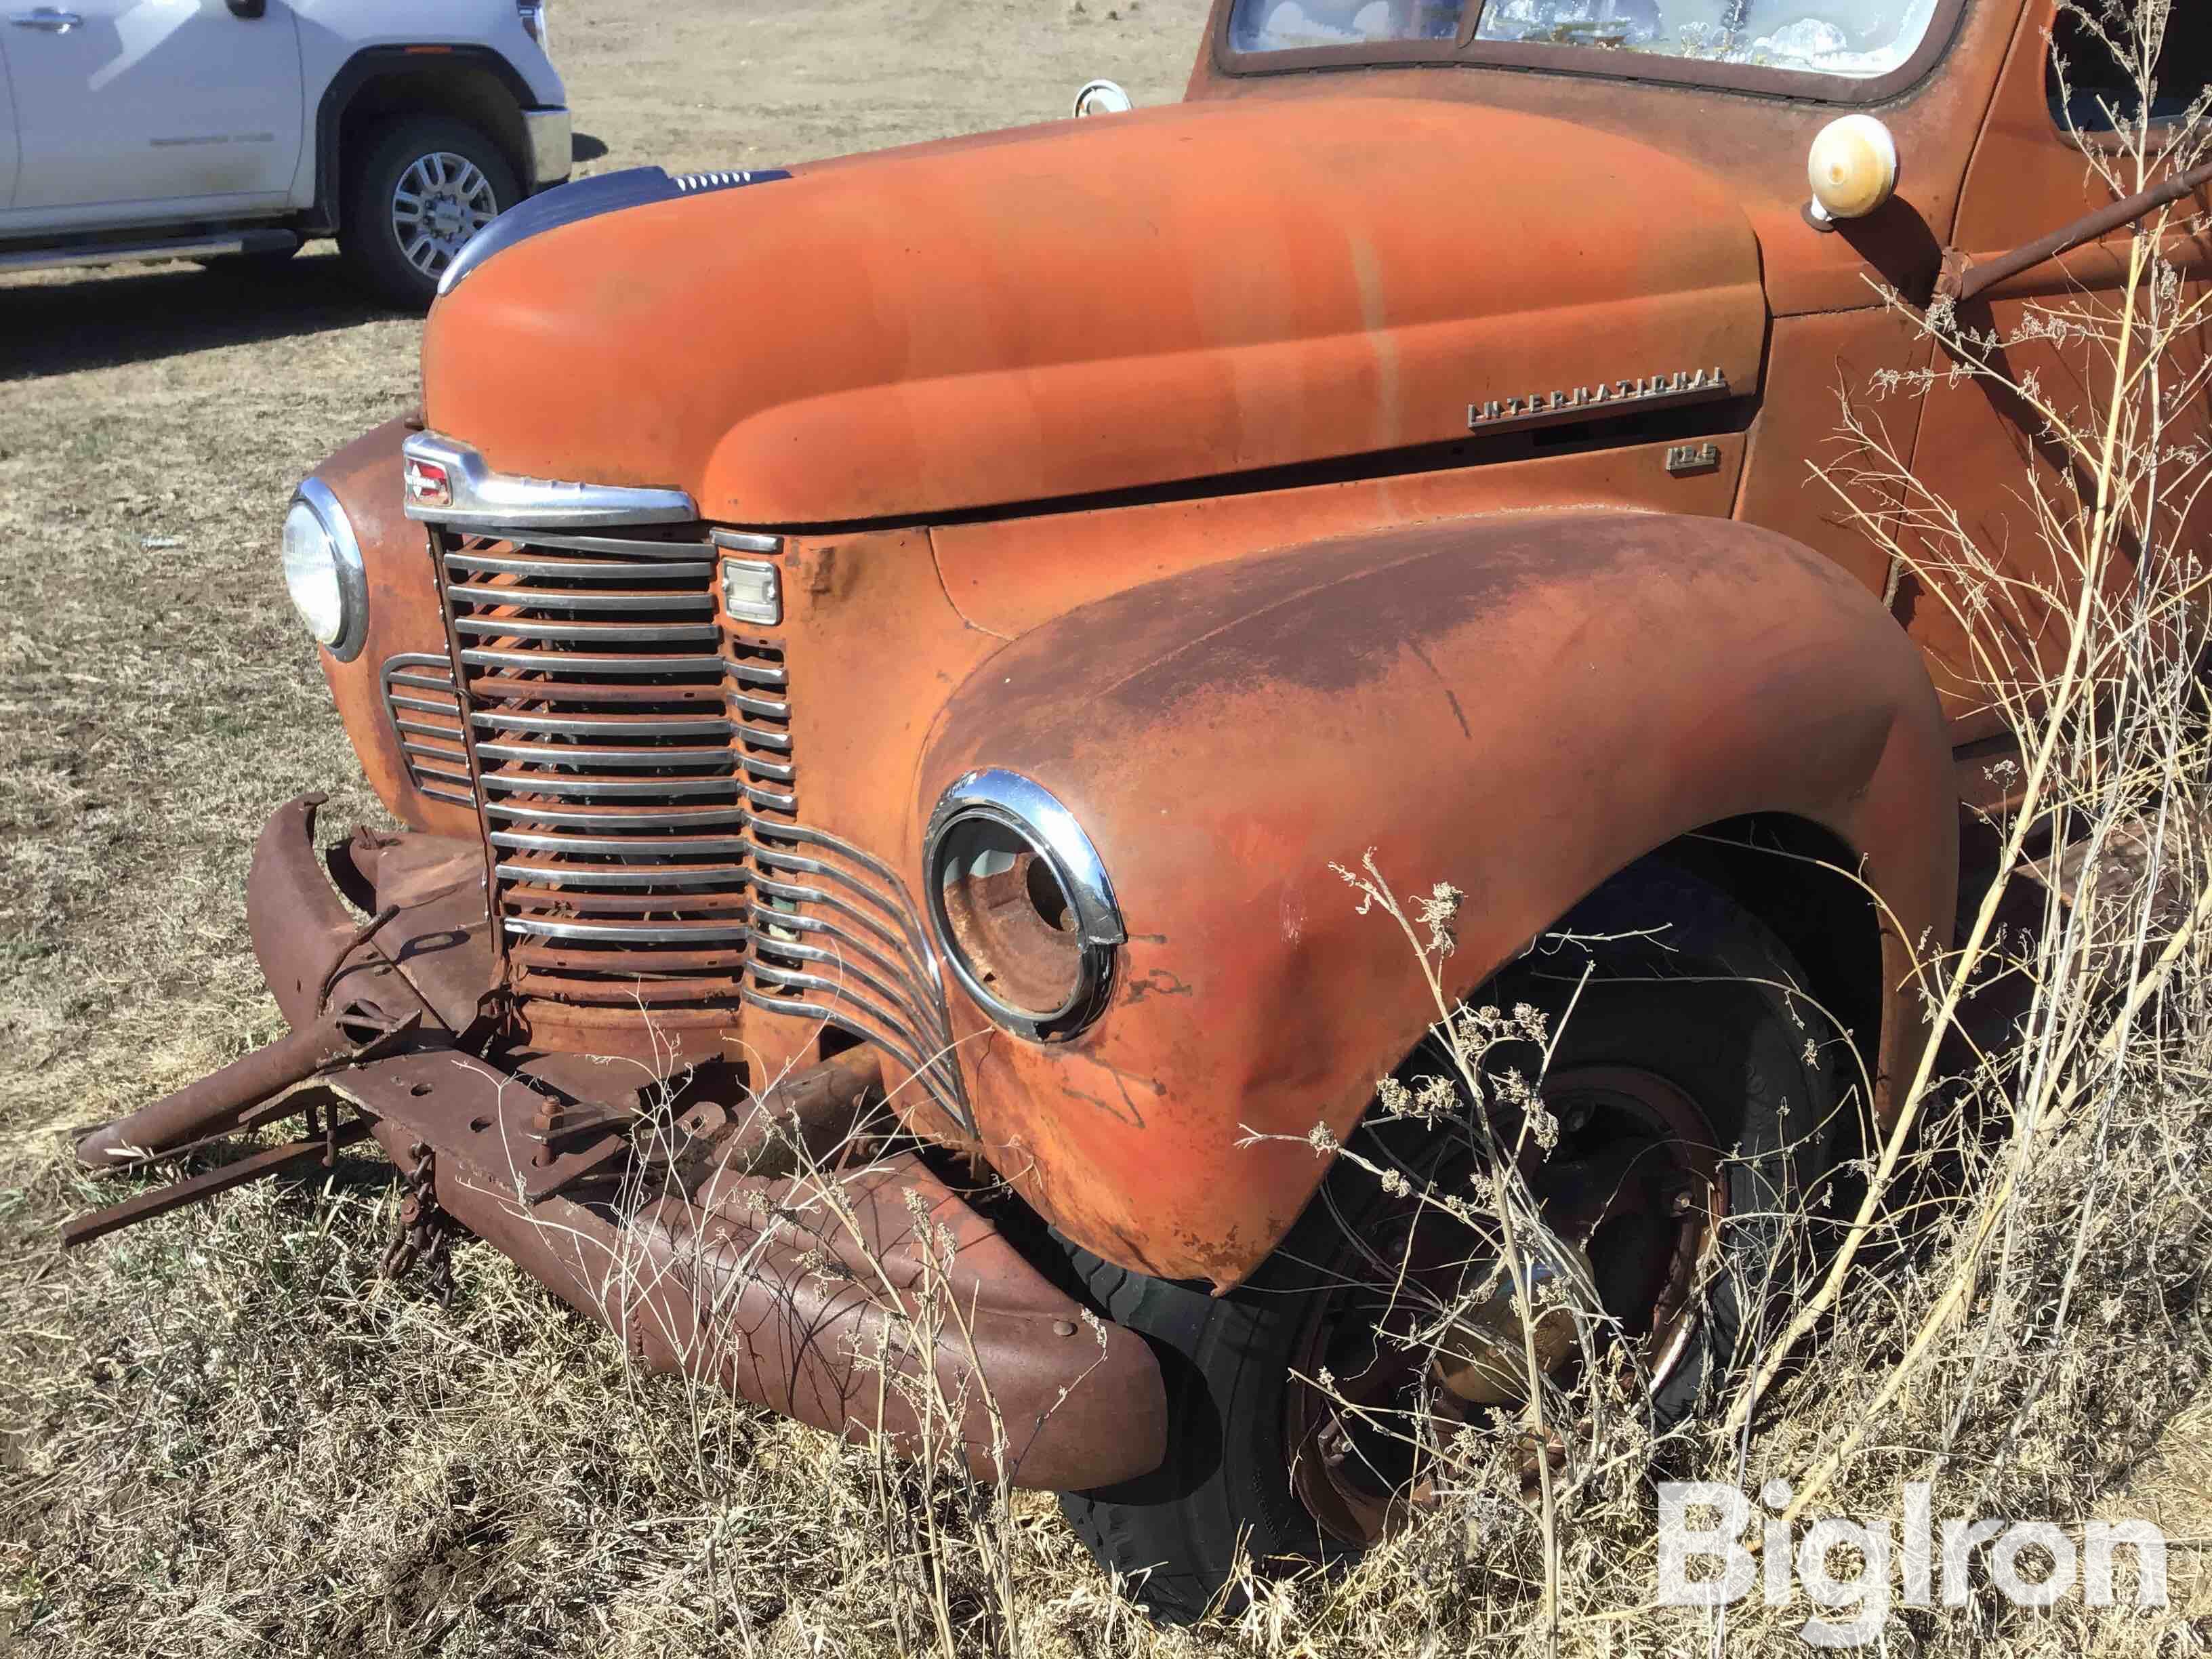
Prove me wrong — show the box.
[70,0,2207,1619]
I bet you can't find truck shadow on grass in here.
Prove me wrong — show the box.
[1,249,399,382]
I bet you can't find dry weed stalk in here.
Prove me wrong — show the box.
[9,10,2212,1656]
[1234,5,2212,1649]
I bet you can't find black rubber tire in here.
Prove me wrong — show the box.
[1056,860,1843,1622]
[338,115,520,310]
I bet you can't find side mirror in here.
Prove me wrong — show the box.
[1073,79,1133,118]
[1805,115,1899,230]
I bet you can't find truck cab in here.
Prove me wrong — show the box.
[73,0,2210,1620]
[0,0,571,306]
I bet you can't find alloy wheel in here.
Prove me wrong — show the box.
[390,152,500,279]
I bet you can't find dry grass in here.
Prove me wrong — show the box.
[5,1,2211,1654]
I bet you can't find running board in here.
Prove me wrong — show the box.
[0,227,298,274]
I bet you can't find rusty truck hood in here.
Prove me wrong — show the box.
[421,96,1765,525]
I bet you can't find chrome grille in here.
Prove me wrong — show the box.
[381,653,476,808]
[436,525,749,1004]
[428,513,975,1132]
[743,821,970,1133]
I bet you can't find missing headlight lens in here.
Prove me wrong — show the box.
[936,819,1081,1015]
[924,770,1123,1042]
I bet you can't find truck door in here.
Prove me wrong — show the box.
[0,32,19,207]
[6,0,303,219]
[1902,1,2212,735]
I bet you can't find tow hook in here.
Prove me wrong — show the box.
[381,1139,455,1300]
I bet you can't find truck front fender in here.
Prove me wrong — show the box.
[308,417,475,838]
[917,512,1955,1288]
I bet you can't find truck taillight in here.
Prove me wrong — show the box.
[518,0,549,53]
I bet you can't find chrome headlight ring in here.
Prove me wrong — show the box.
[281,476,369,663]
[923,769,1124,1043]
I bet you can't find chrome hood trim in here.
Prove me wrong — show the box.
[436,164,790,298]
[401,430,695,529]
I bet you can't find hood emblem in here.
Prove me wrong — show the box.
[1468,366,1729,431]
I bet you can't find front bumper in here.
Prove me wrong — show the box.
[523,106,573,190]
[73,795,1167,1492]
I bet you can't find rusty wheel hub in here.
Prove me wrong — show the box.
[1286,1065,1723,1548]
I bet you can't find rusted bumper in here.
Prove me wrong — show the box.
[75,794,491,1171]
[350,1060,1168,1490]
[75,794,1168,1492]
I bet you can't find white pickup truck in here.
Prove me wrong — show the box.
[0,0,570,306]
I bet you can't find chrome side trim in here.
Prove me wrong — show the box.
[403,430,695,529]
[742,819,973,1135]
[733,722,791,752]
[728,691,790,720]
[749,844,935,963]
[738,973,968,1132]
[739,753,796,783]
[749,928,943,1039]
[380,651,475,807]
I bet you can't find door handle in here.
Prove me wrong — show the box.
[8,7,83,30]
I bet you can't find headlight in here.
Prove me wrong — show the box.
[280,477,368,662]
[924,769,1124,1042]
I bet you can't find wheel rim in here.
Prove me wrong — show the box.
[390,152,499,278]
[1284,1064,1725,1549]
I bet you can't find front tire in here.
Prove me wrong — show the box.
[1056,861,1845,1622]
[339,116,519,309]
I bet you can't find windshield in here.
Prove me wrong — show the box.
[1228,0,1943,81]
